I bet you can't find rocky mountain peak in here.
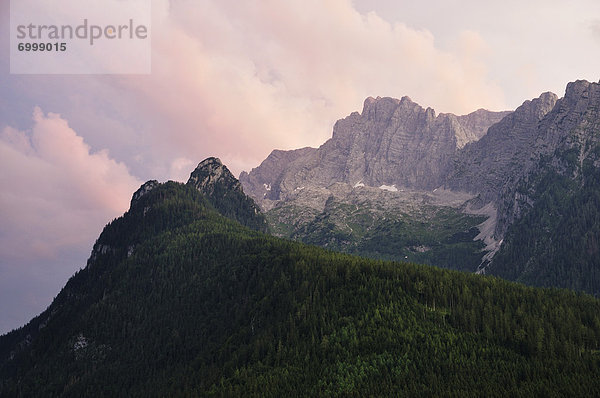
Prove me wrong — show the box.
[520,91,558,120]
[188,157,269,232]
[188,157,242,196]
[198,156,223,167]
[131,180,160,207]
[361,96,400,122]
[360,95,431,123]
[553,80,600,122]
[564,79,593,99]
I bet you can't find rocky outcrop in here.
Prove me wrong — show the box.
[444,92,558,203]
[239,147,317,203]
[131,180,160,207]
[188,157,269,232]
[188,157,243,196]
[241,96,509,209]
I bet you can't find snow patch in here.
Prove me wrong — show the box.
[379,184,398,192]
[263,183,271,191]
[353,181,365,188]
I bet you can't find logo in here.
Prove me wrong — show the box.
[10,0,151,74]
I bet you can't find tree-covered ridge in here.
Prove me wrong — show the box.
[1,181,600,396]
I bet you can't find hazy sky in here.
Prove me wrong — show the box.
[1,0,599,334]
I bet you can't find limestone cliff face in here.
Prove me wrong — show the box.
[444,92,559,204]
[445,80,600,239]
[241,96,509,208]
[239,147,317,204]
[318,96,454,190]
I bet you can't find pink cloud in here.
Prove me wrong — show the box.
[1,107,141,217]
[110,0,506,177]
[0,108,141,332]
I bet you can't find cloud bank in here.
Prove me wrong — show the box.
[0,108,141,333]
[122,0,505,175]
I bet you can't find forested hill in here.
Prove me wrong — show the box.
[1,180,600,396]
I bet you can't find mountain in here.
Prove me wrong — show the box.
[238,98,509,271]
[444,80,600,294]
[240,80,600,294]
[483,80,600,293]
[188,157,269,233]
[444,91,559,207]
[240,97,509,205]
[237,97,511,271]
[2,162,600,396]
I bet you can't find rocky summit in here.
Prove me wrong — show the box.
[188,157,269,233]
[188,157,243,196]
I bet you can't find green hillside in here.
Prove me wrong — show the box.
[267,199,486,272]
[1,181,600,397]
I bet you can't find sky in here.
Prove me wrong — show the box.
[1,0,599,334]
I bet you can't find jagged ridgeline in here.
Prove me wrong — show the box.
[1,166,600,396]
